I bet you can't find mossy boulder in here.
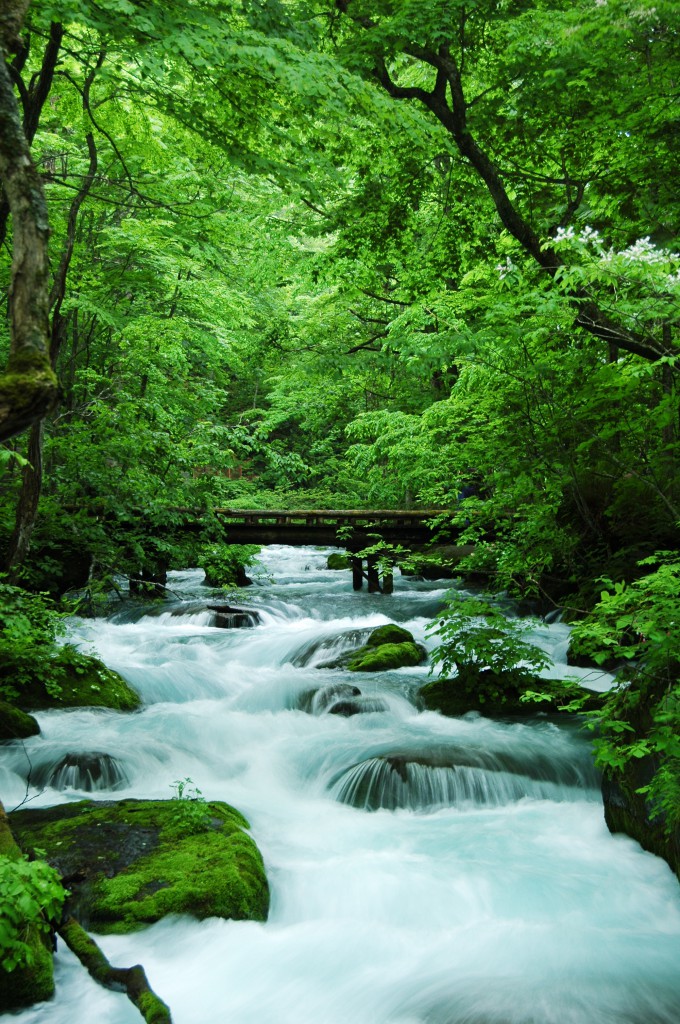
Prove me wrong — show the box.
[318,624,427,672]
[420,667,605,718]
[364,624,414,647]
[348,642,426,672]
[0,699,40,740]
[327,552,350,570]
[13,650,141,712]
[10,798,269,933]
[348,624,427,672]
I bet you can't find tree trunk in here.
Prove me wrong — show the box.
[4,418,43,571]
[0,41,58,442]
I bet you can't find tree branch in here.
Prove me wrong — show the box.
[58,916,172,1024]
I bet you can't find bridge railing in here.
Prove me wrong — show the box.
[212,508,450,526]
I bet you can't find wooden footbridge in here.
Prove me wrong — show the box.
[212,508,459,593]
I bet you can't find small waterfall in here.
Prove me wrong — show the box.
[330,754,597,811]
[31,751,129,792]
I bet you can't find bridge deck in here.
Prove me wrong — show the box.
[212,508,454,549]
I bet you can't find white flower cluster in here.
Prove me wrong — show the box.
[618,236,671,265]
[496,256,517,280]
[554,225,602,247]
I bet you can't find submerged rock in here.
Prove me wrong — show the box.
[206,604,260,628]
[31,752,129,792]
[291,629,371,669]
[328,697,389,716]
[330,742,598,811]
[10,798,270,933]
[311,682,362,713]
[167,601,260,628]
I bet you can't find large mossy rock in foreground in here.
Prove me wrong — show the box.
[10,798,269,933]
[421,666,605,718]
[10,650,141,712]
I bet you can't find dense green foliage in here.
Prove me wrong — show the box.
[0,855,65,973]
[198,544,261,587]
[572,555,680,832]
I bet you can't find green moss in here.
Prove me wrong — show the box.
[365,624,415,648]
[349,641,426,672]
[11,799,269,934]
[137,989,172,1024]
[327,553,350,570]
[0,699,40,740]
[0,362,58,428]
[17,651,141,711]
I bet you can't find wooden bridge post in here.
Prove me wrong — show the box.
[382,568,394,594]
[366,555,381,593]
[351,556,363,591]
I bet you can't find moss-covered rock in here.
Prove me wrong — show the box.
[420,669,604,718]
[317,624,428,672]
[10,798,269,933]
[327,552,350,570]
[14,650,141,712]
[364,624,415,647]
[348,641,426,672]
[0,699,40,740]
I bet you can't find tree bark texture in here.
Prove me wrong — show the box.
[0,33,58,442]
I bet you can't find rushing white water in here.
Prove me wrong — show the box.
[5,545,680,1024]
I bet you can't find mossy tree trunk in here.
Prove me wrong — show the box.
[3,54,100,570]
[57,916,173,1024]
[0,3,58,443]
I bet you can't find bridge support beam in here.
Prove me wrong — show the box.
[351,556,363,591]
[366,555,381,593]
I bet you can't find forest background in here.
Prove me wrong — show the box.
[0,0,679,880]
